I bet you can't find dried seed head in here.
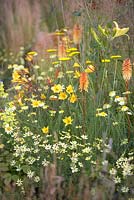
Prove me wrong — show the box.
[122,58,132,82]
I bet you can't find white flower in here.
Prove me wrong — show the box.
[109,168,117,176]
[4,124,13,134]
[33,65,40,69]
[114,96,126,105]
[34,176,40,182]
[82,147,92,153]
[10,160,16,166]
[103,103,111,109]
[114,176,121,184]
[42,159,49,167]
[27,170,34,178]
[121,106,129,112]
[121,186,129,193]
[109,91,116,97]
[16,179,23,186]
[81,135,88,139]
[71,164,79,173]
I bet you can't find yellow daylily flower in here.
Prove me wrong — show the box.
[66,85,74,94]
[113,21,129,39]
[69,94,77,103]
[59,92,68,100]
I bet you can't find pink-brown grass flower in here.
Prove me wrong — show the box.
[122,58,132,82]
[79,72,89,92]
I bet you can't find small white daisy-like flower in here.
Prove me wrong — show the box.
[109,91,116,97]
[27,170,34,178]
[34,176,40,183]
[121,186,129,193]
[109,168,117,176]
[16,179,23,187]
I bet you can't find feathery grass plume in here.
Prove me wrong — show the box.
[73,24,82,45]
[122,58,132,82]
[79,72,89,92]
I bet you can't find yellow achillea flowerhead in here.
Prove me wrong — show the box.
[73,24,82,45]
[74,70,80,78]
[110,55,121,59]
[47,49,57,53]
[101,59,111,63]
[96,112,107,117]
[25,51,38,62]
[73,62,80,68]
[63,116,73,126]
[69,93,77,103]
[42,126,49,134]
[69,51,80,57]
[66,85,74,94]
[79,72,89,92]
[122,58,132,82]
[51,84,63,93]
[59,92,68,100]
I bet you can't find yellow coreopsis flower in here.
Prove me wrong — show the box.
[51,84,63,93]
[42,126,49,134]
[31,100,42,108]
[40,94,46,100]
[69,94,77,103]
[66,85,74,94]
[12,70,21,83]
[59,92,68,100]
[63,116,73,126]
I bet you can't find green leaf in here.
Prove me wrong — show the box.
[91,28,102,46]
[12,175,19,181]
[0,163,9,171]
[3,173,12,185]
[98,25,107,37]
[22,165,30,173]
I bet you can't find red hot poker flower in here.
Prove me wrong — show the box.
[122,58,132,82]
[79,72,89,92]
